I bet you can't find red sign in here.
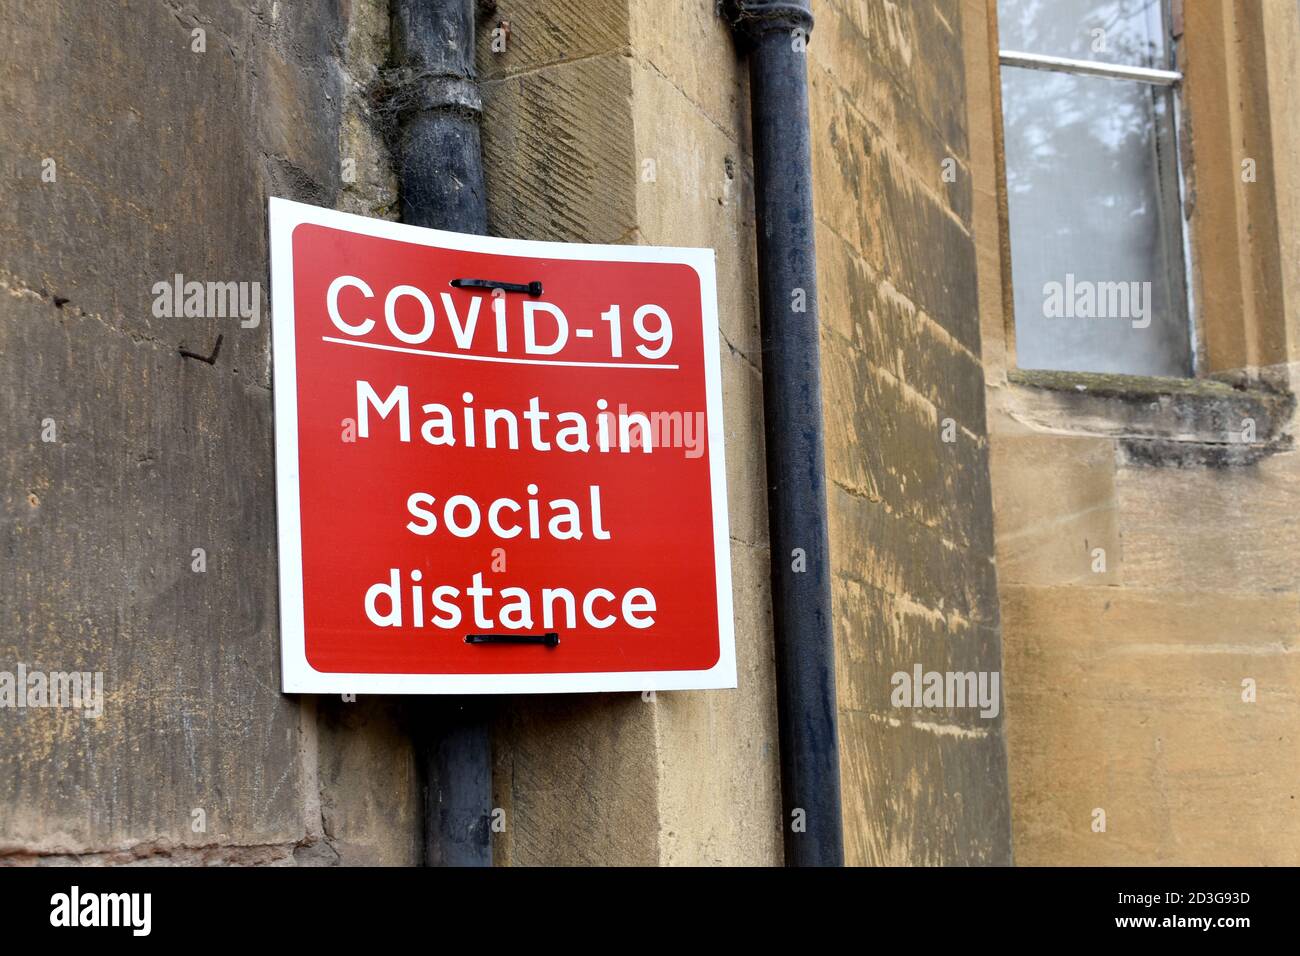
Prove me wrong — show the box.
[270,199,735,693]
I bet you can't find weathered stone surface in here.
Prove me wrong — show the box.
[1001,585,1300,865]
[829,482,1000,636]
[987,400,1122,588]
[976,0,1300,866]
[477,0,630,82]
[315,697,420,866]
[0,287,303,853]
[817,221,988,422]
[482,54,639,244]
[1116,450,1300,593]
[629,0,750,145]
[838,707,1012,866]
[811,0,973,229]
[821,331,995,554]
[810,73,981,354]
[815,0,1013,863]
[631,59,761,366]
[834,577,1003,728]
[492,694,660,866]
[820,0,970,158]
[0,0,424,865]
[629,32,783,865]
[988,372,1300,864]
[1005,369,1294,451]
[657,539,783,865]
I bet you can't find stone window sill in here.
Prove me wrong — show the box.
[1004,368,1295,466]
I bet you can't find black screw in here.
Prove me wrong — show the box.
[464,632,560,648]
[450,278,543,297]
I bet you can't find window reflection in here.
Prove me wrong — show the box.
[999,0,1168,68]
[998,0,1190,377]
[1001,67,1188,375]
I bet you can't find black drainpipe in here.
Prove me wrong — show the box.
[725,0,844,866]
[389,0,493,867]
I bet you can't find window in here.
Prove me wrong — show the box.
[997,0,1191,377]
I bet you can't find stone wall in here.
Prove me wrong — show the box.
[0,0,1017,866]
[969,0,1300,865]
[0,0,422,866]
[810,0,1013,865]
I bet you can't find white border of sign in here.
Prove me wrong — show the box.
[270,197,736,694]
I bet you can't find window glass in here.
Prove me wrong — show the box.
[999,0,1168,68]
[999,3,1190,377]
